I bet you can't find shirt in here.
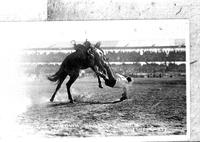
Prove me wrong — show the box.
[113,73,129,88]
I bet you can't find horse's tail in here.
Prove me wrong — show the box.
[47,67,66,84]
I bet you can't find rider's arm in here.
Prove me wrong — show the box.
[120,86,128,101]
[122,87,127,97]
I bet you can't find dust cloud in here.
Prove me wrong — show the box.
[0,48,32,140]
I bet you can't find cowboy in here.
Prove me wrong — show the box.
[96,62,132,101]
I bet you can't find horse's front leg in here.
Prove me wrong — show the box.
[97,74,103,88]
[91,66,103,88]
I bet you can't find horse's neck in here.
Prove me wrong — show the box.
[92,48,115,80]
[104,62,116,80]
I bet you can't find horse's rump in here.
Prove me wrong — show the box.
[47,67,66,84]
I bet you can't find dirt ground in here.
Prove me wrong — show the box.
[17,76,187,137]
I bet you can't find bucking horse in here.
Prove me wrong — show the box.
[48,41,107,103]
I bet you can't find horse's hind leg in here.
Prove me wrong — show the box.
[66,73,79,103]
[50,77,66,102]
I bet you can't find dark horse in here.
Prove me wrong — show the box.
[48,43,105,103]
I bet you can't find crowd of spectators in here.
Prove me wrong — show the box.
[21,50,186,78]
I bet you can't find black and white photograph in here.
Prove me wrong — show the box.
[1,0,200,141]
[0,20,190,141]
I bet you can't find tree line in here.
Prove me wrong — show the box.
[21,50,185,63]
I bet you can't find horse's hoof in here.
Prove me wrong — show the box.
[69,100,74,103]
[50,98,54,102]
[99,85,103,88]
